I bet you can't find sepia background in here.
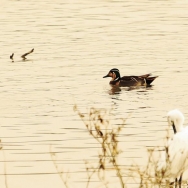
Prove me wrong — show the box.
[0,0,188,187]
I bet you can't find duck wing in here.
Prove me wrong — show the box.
[138,74,158,85]
[120,76,145,87]
[121,76,144,82]
[139,73,151,78]
[121,75,158,86]
[121,76,136,80]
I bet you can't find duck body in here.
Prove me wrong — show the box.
[103,68,158,87]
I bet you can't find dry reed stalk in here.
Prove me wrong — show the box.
[74,105,128,188]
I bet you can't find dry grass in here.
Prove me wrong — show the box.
[50,106,188,188]
[73,105,127,188]
[0,140,8,188]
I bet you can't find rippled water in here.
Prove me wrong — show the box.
[1,0,188,187]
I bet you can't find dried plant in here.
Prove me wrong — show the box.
[73,105,128,188]
[129,147,168,188]
[50,106,188,188]
[50,146,70,188]
[0,140,8,188]
[129,135,188,188]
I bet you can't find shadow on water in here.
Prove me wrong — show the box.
[107,85,154,95]
[107,86,122,95]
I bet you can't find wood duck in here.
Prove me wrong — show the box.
[103,68,158,87]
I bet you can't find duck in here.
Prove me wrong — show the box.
[103,68,158,87]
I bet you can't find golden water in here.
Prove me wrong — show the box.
[0,0,188,187]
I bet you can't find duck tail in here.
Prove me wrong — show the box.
[139,73,151,78]
[146,76,158,85]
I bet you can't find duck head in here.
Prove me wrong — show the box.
[103,68,121,81]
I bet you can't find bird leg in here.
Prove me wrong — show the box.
[175,178,178,188]
[178,173,183,188]
[170,179,177,188]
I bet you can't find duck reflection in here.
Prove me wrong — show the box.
[108,85,153,95]
[108,85,122,95]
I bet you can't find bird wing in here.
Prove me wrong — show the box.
[157,128,188,179]
[138,73,151,78]
[121,76,141,82]
[157,150,167,172]
[167,129,188,177]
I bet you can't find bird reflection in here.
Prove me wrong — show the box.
[107,86,122,95]
[107,85,152,95]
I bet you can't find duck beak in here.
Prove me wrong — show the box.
[103,74,110,78]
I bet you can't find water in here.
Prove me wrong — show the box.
[1,0,188,187]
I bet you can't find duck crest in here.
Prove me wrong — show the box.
[103,68,158,87]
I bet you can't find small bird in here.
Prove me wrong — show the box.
[103,68,158,87]
[10,53,14,62]
[157,109,188,187]
[21,48,34,60]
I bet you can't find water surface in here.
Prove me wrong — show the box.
[0,0,188,187]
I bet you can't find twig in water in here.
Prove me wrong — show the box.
[21,48,34,60]
[10,53,14,62]
[74,105,127,188]
[49,146,69,188]
[1,140,8,188]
